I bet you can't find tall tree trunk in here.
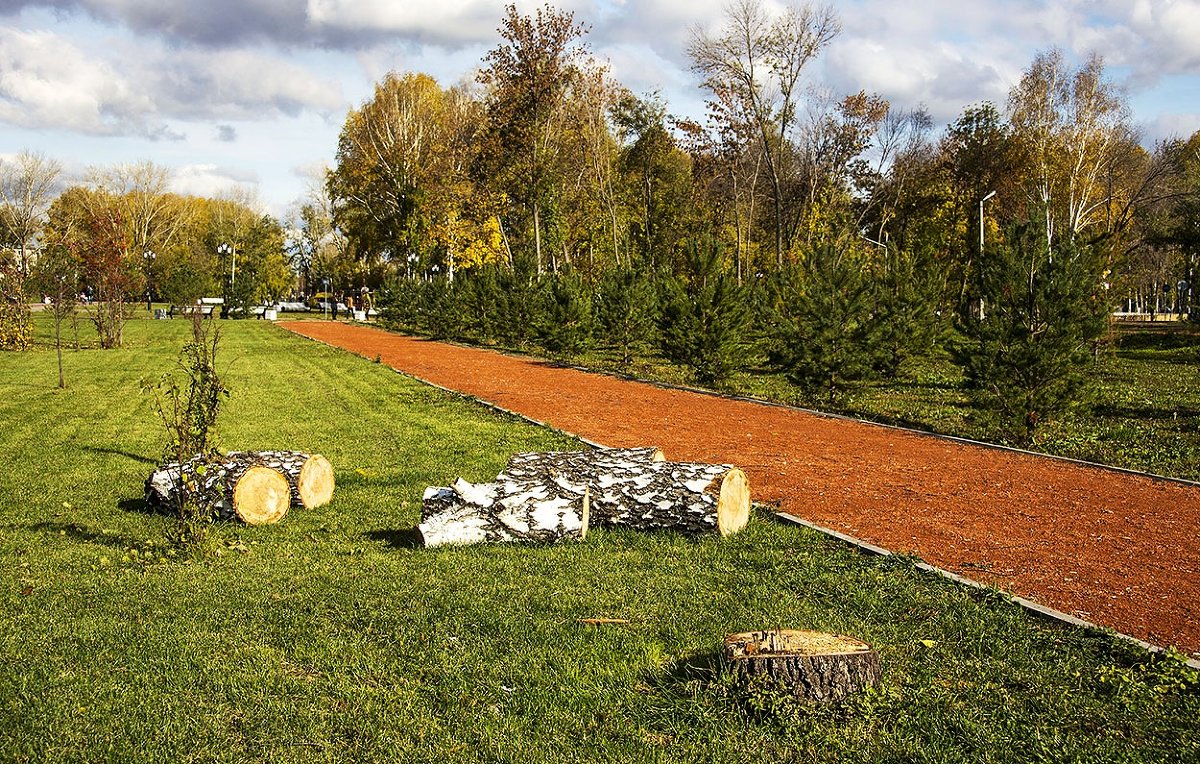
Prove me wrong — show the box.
[54,312,64,389]
[534,205,543,275]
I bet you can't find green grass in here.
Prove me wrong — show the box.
[2,315,1198,762]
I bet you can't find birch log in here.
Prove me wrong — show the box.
[499,446,664,526]
[502,447,665,475]
[589,462,750,536]
[227,450,334,508]
[144,454,290,525]
[419,477,589,548]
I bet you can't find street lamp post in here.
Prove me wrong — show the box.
[323,278,330,320]
[218,243,238,318]
[143,250,155,313]
[979,191,997,320]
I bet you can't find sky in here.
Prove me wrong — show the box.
[2,0,1199,217]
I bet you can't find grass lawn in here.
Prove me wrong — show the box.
[2,314,1197,762]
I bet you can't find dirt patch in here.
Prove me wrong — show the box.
[284,321,1200,654]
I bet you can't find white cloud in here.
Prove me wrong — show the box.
[0,24,344,137]
[170,163,262,203]
[0,28,161,135]
[1141,112,1200,143]
[145,48,345,120]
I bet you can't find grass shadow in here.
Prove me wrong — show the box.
[118,497,153,515]
[32,521,144,550]
[81,445,158,465]
[1091,403,1200,422]
[365,527,423,549]
[647,649,724,696]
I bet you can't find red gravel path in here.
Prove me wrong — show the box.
[284,321,1200,654]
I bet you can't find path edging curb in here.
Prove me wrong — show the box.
[773,511,1200,669]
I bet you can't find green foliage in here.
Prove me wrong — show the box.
[539,271,594,357]
[30,242,81,388]
[771,243,882,405]
[658,239,750,385]
[596,267,658,365]
[872,247,948,376]
[956,222,1110,444]
[142,321,228,547]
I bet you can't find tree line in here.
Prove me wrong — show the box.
[3,0,1199,437]
[326,2,1198,443]
[0,158,293,352]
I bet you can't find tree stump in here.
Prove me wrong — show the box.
[419,477,590,548]
[145,455,291,525]
[227,450,335,508]
[723,629,882,702]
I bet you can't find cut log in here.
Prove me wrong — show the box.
[587,462,750,536]
[419,477,589,548]
[723,629,882,702]
[503,446,665,474]
[227,450,334,508]
[144,455,291,525]
[499,449,747,536]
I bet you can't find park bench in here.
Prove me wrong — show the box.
[168,304,216,318]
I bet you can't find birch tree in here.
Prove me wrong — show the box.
[0,151,62,276]
[1007,49,1131,245]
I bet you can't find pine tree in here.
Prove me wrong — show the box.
[658,238,749,386]
[772,242,881,405]
[955,221,1109,444]
[595,267,657,365]
[872,247,947,377]
[540,271,594,357]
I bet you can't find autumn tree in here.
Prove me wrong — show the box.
[66,190,138,348]
[0,151,62,277]
[940,102,1030,312]
[689,0,839,265]
[0,254,31,350]
[612,93,696,273]
[330,72,453,265]
[477,3,589,273]
[30,239,80,387]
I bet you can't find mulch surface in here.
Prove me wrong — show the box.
[284,321,1200,654]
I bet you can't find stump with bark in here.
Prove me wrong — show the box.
[419,477,589,548]
[227,450,335,508]
[144,454,291,525]
[723,629,882,702]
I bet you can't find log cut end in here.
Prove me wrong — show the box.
[297,454,335,508]
[723,629,882,702]
[232,466,291,525]
[715,467,750,536]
